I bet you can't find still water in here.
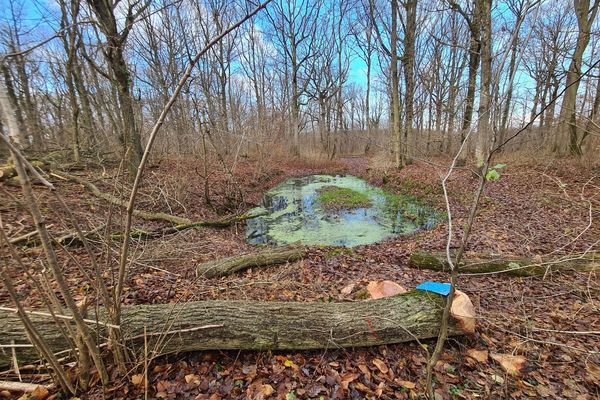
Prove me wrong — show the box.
[245,175,439,247]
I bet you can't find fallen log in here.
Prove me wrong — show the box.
[409,251,599,276]
[1,161,48,183]
[0,164,16,181]
[197,245,307,278]
[0,291,464,369]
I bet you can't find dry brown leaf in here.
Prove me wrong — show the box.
[396,380,416,389]
[450,290,476,333]
[466,348,489,363]
[372,358,389,374]
[131,374,145,386]
[491,353,526,376]
[367,280,407,299]
[31,386,49,400]
[185,374,200,384]
[341,283,355,295]
[259,384,275,396]
[156,380,170,393]
[358,363,371,380]
[354,382,371,393]
[585,361,600,386]
[341,372,360,390]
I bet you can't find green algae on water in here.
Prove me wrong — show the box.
[245,175,440,247]
[316,186,372,210]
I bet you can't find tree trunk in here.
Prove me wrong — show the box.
[390,0,403,168]
[555,0,599,155]
[0,291,463,369]
[474,0,492,169]
[402,0,417,161]
[0,63,27,145]
[409,251,599,276]
[454,0,481,166]
[197,245,307,278]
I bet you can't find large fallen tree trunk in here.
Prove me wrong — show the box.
[409,251,599,276]
[197,245,307,278]
[0,291,463,369]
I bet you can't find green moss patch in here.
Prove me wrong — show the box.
[316,186,372,210]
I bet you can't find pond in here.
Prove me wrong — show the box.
[245,175,440,247]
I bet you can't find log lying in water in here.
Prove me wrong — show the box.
[409,251,599,276]
[0,291,464,369]
[197,245,307,278]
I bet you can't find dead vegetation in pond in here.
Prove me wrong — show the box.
[316,185,372,210]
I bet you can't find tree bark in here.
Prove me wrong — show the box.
[409,251,599,276]
[197,245,307,278]
[451,0,481,165]
[555,0,600,155]
[0,291,463,369]
[402,0,417,161]
[86,0,144,177]
[390,0,403,168]
[474,0,492,169]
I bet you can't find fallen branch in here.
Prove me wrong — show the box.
[57,171,191,225]
[409,251,599,276]
[56,171,257,231]
[0,291,466,369]
[0,380,53,393]
[197,245,307,278]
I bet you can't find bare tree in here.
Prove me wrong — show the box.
[556,0,600,155]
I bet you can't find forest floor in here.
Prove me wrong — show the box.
[1,153,599,399]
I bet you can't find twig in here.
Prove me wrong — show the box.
[0,306,120,329]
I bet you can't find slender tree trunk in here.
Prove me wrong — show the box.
[0,63,27,145]
[474,0,492,169]
[391,0,403,167]
[456,0,481,165]
[499,40,518,146]
[581,72,600,148]
[112,48,143,175]
[12,53,43,150]
[402,0,417,162]
[555,0,599,155]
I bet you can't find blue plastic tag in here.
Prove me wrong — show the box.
[416,281,452,296]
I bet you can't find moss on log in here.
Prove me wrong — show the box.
[1,161,47,182]
[0,291,462,369]
[0,164,16,181]
[197,245,307,278]
[409,251,599,276]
